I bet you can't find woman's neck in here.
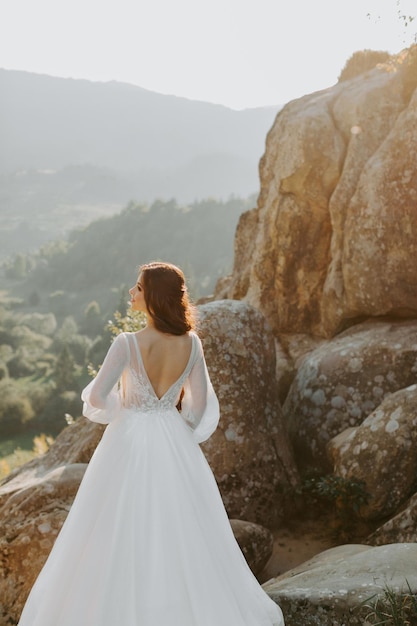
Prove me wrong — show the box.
[144,315,157,330]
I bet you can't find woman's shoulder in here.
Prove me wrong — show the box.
[113,331,132,343]
[189,330,205,355]
[187,329,200,342]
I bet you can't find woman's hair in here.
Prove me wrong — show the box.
[140,262,197,335]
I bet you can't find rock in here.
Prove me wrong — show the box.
[368,492,417,545]
[0,417,105,506]
[215,208,260,302]
[283,319,417,472]
[216,48,417,338]
[328,384,417,521]
[263,543,417,625]
[274,339,296,406]
[275,334,328,405]
[219,86,344,337]
[0,462,88,626]
[322,55,417,334]
[230,519,273,576]
[198,300,298,525]
[0,418,103,625]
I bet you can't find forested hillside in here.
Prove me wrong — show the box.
[0,69,279,261]
[0,195,250,451]
[0,70,271,469]
[6,195,250,305]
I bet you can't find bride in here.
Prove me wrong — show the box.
[18,261,284,626]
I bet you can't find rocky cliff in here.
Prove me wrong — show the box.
[209,46,417,624]
[217,46,417,339]
[2,46,417,626]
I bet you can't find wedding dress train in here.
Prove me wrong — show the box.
[18,331,284,625]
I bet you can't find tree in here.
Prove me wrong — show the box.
[0,380,35,436]
[5,254,28,279]
[21,312,57,336]
[83,301,103,337]
[54,316,78,347]
[53,344,77,391]
[28,290,40,306]
[0,362,8,380]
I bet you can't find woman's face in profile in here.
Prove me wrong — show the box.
[129,273,146,312]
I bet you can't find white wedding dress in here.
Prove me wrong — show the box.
[18,331,284,626]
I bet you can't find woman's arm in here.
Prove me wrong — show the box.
[181,337,220,443]
[81,333,129,424]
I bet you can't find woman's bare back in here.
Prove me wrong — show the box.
[135,328,193,399]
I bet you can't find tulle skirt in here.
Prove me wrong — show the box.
[18,408,284,625]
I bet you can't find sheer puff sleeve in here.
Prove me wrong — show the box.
[81,333,129,424]
[181,335,220,443]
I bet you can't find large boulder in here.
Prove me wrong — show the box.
[0,463,87,624]
[368,492,417,545]
[264,543,417,625]
[0,418,105,507]
[216,47,417,338]
[0,419,104,625]
[283,320,417,472]
[199,300,298,524]
[322,51,417,334]
[328,384,417,521]
[230,519,273,577]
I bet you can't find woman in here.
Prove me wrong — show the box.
[18,262,284,626]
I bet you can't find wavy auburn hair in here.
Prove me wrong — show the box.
[140,262,197,335]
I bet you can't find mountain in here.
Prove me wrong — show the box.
[0,69,280,259]
[0,69,280,195]
[9,196,254,314]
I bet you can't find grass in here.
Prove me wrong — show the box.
[363,581,417,625]
[0,432,54,481]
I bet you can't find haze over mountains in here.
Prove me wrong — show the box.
[1,69,280,201]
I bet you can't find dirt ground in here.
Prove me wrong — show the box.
[258,515,343,583]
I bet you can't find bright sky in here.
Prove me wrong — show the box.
[0,0,415,109]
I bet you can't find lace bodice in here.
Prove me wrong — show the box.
[81,331,220,443]
[121,333,197,412]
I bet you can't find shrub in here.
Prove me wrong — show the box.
[20,312,57,336]
[82,301,104,337]
[53,344,78,391]
[338,49,390,82]
[299,474,370,537]
[0,361,8,380]
[7,348,37,377]
[0,380,35,436]
[35,390,82,434]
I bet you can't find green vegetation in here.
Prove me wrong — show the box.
[0,432,54,480]
[0,304,90,441]
[299,474,370,537]
[0,195,251,476]
[363,581,417,625]
[3,195,252,317]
